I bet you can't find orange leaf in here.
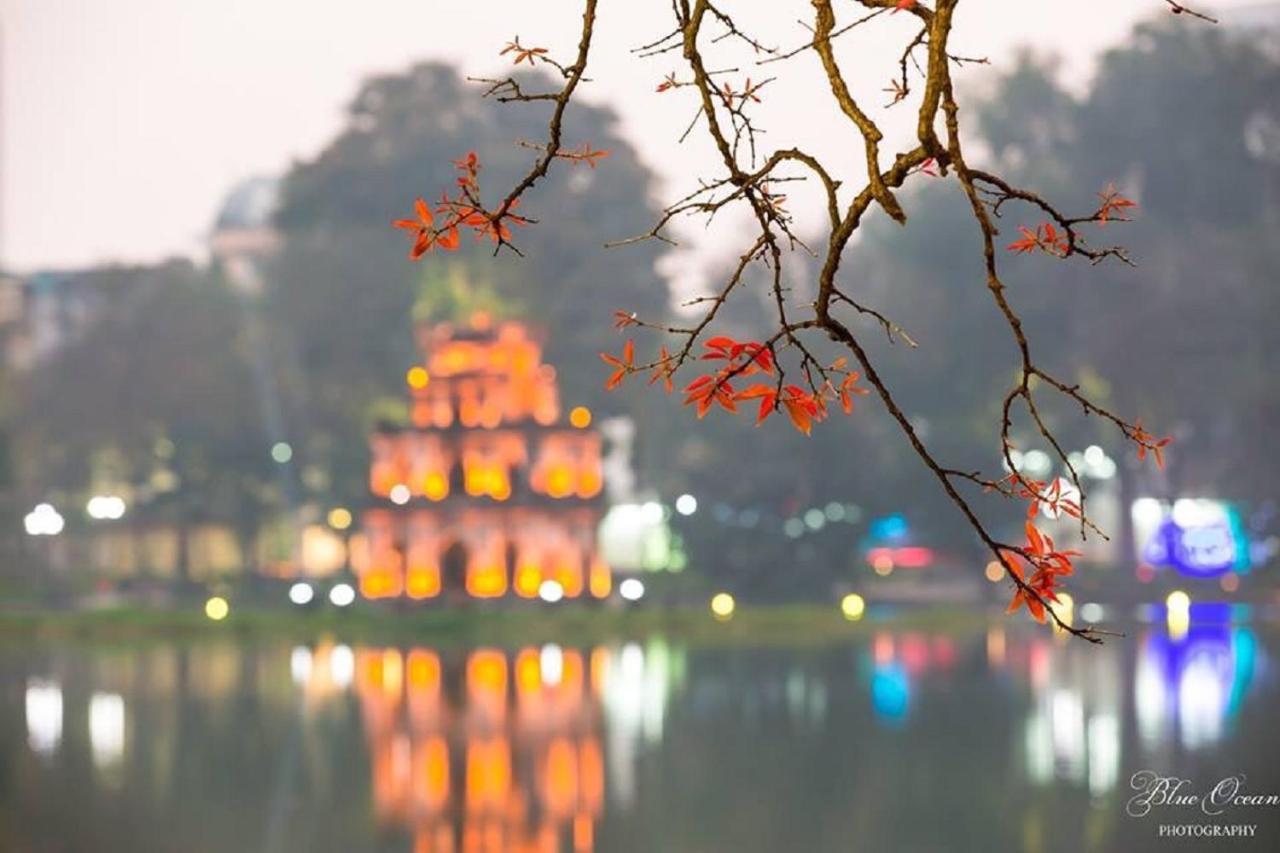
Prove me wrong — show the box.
[782,398,812,435]
[436,226,460,251]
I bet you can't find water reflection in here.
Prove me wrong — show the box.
[283,640,676,852]
[351,644,604,851]
[3,616,1277,852]
[88,691,126,773]
[1134,622,1259,752]
[25,678,62,756]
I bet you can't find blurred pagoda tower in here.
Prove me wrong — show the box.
[357,311,610,602]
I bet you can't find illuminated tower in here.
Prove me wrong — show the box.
[357,314,610,601]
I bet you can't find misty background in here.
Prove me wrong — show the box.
[1,4,1278,601]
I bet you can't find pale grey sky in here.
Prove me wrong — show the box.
[0,1,1256,275]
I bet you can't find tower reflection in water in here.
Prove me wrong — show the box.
[350,644,609,853]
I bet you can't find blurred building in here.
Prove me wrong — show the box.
[356,315,610,602]
[209,176,280,294]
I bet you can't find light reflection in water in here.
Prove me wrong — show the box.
[88,692,126,772]
[864,631,957,726]
[25,679,62,757]
[314,641,674,852]
[1134,622,1260,752]
[6,617,1276,853]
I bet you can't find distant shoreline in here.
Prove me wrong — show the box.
[0,603,992,647]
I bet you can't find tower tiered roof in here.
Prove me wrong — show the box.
[355,314,609,601]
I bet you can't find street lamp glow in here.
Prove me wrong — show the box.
[619,578,645,601]
[1166,589,1191,640]
[540,644,564,685]
[86,495,126,520]
[1021,449,1052,477]
[24,504,65,536]
[640,501,664,524]
[675,494,697,516]
[710,592,736,620]
[840,593,866,621]
[1050,592,1074,632]
[406,366,430,389]
[329,583,356,607]
[538,580,565,603]
[204,596,229,621]
[288,582,315,606]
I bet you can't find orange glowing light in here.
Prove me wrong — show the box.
[368,320,613,604]
[405,567,440,599]
[514,565,542,597]
[420,736,450,809]
[573,813,594,852]
[589,647,609,696]
[465,737,511,812]
[578,469,603,498]
[580,737,605,811]
[515,649,541,694]
[424,472,449,501]
[545,738,579,817]
[406,650,441,691]
[561,651,584,694]
[468,564,507,598]
[556,561,584,598]
[588,558,611,599]
[361,569,400,599]
[547,466,573,498]
[469,651,507,694]
[381,649,404,695]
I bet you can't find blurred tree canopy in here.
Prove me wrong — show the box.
[266,62,671,508]
[14,263,280,575]
[10,24,1278,587]
[666,20,1280,587]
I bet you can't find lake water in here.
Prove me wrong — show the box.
[3,612,1278,852]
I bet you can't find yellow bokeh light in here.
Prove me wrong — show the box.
[984,560,1005,583]
[710,592,736,620]
[327,507,353,530]
[406,366,430,389]
[1050,592,1074,633]
[407,650,441,692]
[406,568,440,599]
[569,406,592,429]
[840,593,866,621]
[1166,590,1191,641]
[515,565,542,598]
[425,472,449,501]
[204,596,229,621]
[547,466,573,498]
